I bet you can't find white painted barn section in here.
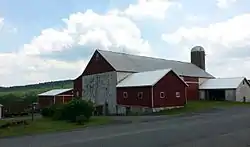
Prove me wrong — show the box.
[199,77,250,102]
[82,71,130,114]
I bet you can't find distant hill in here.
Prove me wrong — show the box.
[0,80,73,96]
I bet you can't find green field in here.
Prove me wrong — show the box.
[0,80,73,96]
[0,117,111,138]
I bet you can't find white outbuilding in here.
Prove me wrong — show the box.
[199,77,250,102]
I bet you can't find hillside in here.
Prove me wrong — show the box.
[0,80,73,96]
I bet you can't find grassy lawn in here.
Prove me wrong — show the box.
[0,117,111,138]
[155,100,250,115]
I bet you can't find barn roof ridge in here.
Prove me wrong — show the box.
[96,49,191,64]
[96,49,214,78]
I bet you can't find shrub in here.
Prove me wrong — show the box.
[63,99,94,122]
[41,99,94,122]
[52,104,65,120]
[41,107,53,117]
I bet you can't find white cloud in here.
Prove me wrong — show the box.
[124,0,181,20]
[217,0,237,9]
[162,13,250,78]
[1,9,153,86]
[0,52,85,86]
[186,15,206,23]
[21,10,152,56]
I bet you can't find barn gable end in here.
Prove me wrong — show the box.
[153,70,187,108]
[83,50,115,76]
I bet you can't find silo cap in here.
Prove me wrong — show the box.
[191,46,205,52]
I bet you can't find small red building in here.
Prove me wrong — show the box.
[38,88,73,109]
[117,69,188,110]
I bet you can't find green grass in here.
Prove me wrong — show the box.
[155,100,250,115]
[0,117,111,138]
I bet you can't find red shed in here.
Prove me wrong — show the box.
[38,88,73,109]
[116,69,188,109]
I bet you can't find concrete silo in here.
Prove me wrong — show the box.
[191,46,206,70]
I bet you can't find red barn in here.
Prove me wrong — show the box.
[74,48,214,115]
[117,69,188,112]
[38,88,73,109]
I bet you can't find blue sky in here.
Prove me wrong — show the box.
[0,0,250,86]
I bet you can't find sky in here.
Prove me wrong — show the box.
[0,0,250,86]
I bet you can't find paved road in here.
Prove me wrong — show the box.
[1,107,250,147]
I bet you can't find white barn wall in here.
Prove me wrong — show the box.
[82,71,117,114]
[236,80,250,102]
[225,90,236,101]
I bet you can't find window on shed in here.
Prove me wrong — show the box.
[176,92,180,98]
[160,92,165,98]
[76,91,79,97]
[123,92,128,98]
[138,92,143,99]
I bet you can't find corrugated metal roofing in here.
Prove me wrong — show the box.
[117,69,172,87]
[38,88,72,96]
[199,77,245,90]
[97,50,213,78]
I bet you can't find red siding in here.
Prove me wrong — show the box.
[183,76,198,82]
[182,76,199,100]
[38,89,74,108]
[55,96,74,104]
[83,51,115,76]
[73,76,82,97]
[153,71,187,108]
[38,96,54,109]
[117,86,152,107]
[74,51,116,97]
[186,83,199,100]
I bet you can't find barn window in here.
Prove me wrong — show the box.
[76,91,79,97]
[176,92,180,98]
[160,92,165,98]
[138,92,143,99]
[123,92,128,98]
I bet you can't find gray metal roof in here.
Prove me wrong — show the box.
[117,69,172,87]
[199,77,246,90]
[38,88,72,96]
[98,50,213,78]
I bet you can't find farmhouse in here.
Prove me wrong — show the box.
[199,77,250,102]
[38,88,73,108]
[74,46,216,114]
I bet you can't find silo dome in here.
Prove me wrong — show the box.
[191,46,205,52]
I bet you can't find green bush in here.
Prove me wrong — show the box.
[41,107,53,117]
[52,104,65,120]
[41,99,94,122]
[63,99,94,122]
